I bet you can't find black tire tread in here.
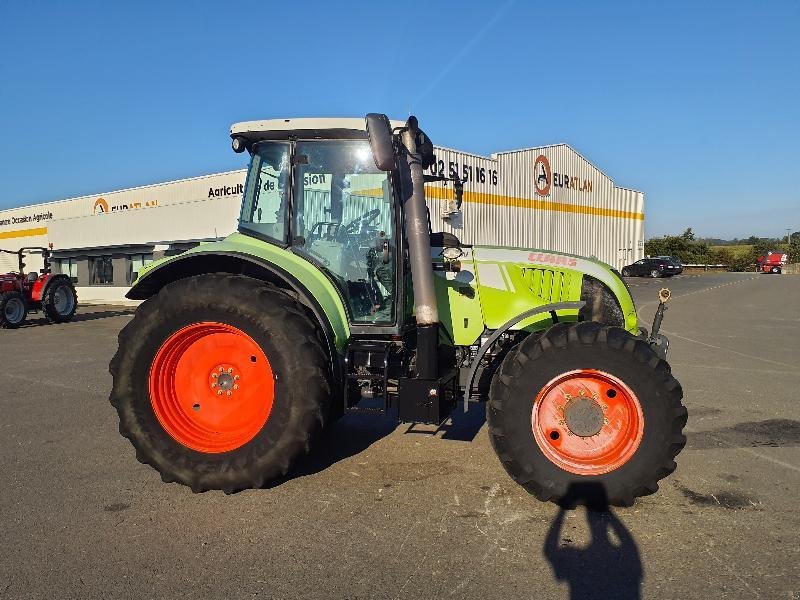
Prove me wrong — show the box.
[0,290,28,329]
[42,275,78,323]
[488,321,686,507]
[109,273,331,493]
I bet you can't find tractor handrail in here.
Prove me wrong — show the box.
[461,301,586,412]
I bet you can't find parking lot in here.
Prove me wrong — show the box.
[1,272,798,599]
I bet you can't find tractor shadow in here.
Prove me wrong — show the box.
[271,402,486,487]
[17,308,134,328]
[403,401,486,441]
[71,308,136,322]
[269,411,399,487]
[543,483,643,600]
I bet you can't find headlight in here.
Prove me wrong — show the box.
[442,246,463,260]
[231,136,248,153]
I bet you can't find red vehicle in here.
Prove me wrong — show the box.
[0,247,78,328]
[756,250,788,274]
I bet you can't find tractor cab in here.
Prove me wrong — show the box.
[231,118,414,327]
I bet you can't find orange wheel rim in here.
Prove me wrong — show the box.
[149,322,274,453]
[531,369,643,475]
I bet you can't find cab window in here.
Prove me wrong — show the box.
[291,140,396,324]
[239,142,291,245]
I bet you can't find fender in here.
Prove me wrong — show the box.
[30,274,49,303]
[128,250,349,392]
[461,301,585,411]
[35,273,74,303]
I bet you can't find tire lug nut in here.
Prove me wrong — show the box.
[234,375,240,380]
[226,391,232,396]
[227,368,233,373]
[217,390,223,395]
[211,382,217,388]
[212,373,218,379]
[218,367,224,373]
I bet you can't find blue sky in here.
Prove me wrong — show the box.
[0,1,797,238]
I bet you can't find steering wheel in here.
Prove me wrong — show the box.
[337,208,381,240]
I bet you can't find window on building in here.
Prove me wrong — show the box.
[129,253,153,284]
[90,256,114,285]
[60,259,79,284]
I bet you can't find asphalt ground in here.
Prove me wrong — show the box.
[1,272,798,600]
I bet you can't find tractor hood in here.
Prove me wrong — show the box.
[470,245,638,331]
[432,244,638,346]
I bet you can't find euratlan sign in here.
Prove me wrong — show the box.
[534,155,593,197]
[93,197,159,214]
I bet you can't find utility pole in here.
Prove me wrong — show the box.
[787,228,793,245]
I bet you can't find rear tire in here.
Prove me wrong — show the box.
[109,273,332,493]
[771,267,779,274]
[487,322,686,507]
[0,290,27,328]
[42,276,78,323]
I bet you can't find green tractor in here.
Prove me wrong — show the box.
[110,114,686,506]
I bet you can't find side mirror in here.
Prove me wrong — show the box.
[365,113,396,171]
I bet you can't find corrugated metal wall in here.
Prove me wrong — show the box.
[426,144,644,268]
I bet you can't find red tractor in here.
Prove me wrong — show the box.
[756,250,788,274]
[0,247,78,329]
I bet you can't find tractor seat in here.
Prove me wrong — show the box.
[429,231,462,248]
[26,272,38,283]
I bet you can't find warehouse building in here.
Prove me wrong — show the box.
[0,141,644,304]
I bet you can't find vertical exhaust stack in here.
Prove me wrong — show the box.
[399,116,439,379]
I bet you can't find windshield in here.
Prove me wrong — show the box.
[239,142,291,244]
[291,140,396,324]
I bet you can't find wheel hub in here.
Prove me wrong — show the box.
[563,396,605,437]
[531,369,644,476]
[210,366,241,395]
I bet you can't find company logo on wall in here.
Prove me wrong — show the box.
[534,154,594,196]
[93,196,158,215]
[534,155,552,197]
[93,197,110,214]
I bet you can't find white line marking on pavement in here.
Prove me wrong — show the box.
[663,331,798,369]
[671,363,790,376]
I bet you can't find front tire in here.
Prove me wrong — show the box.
[0,290,27,328]
[621,268,631,277]
[109,274,331,493]
[650,269,661,278]
[487,322,686,507]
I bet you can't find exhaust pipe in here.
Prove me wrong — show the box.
[399,117,439,378]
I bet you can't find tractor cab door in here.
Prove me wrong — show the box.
[291,140,398,325]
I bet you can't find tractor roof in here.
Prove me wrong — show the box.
[230,117,406,142]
